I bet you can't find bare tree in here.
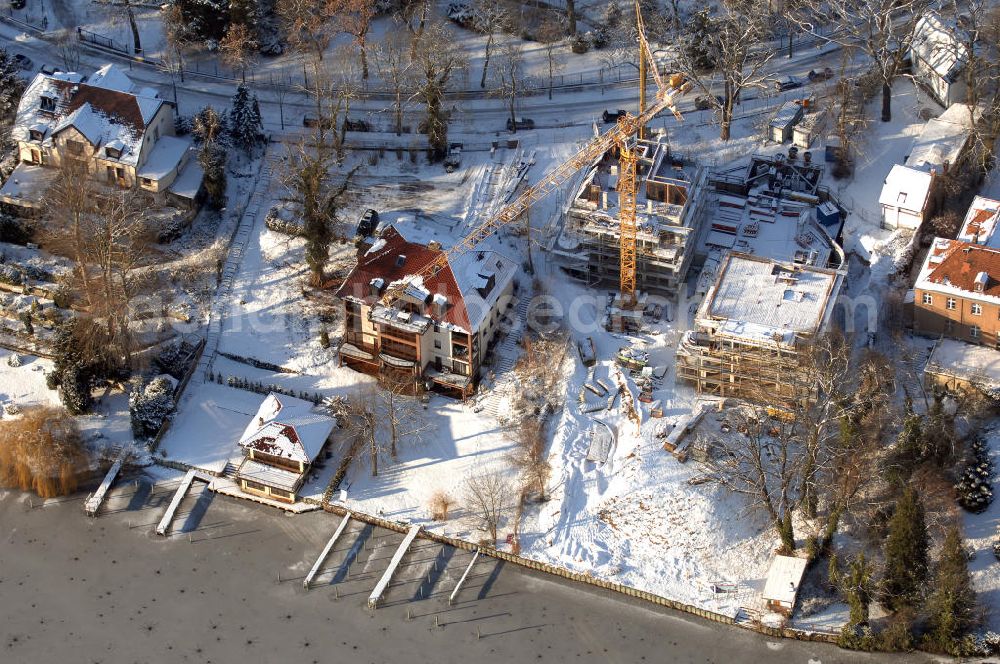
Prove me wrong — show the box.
[537,11,566,100]
[220,22,259,82]
[42,159,99,307]
[490,39,531,133]
[464,470,515,541]
[397,0,431,49]
[334,0,377,80]
[507,417,551,500]
[411,20,468,160]
[277,0,338,62]
[564,0,576,36]
[374,28,415,135]
[95,0,143,55]
[674,3,776,140]
[428,488,454,520]
[377,371,430,459]
[789,0,929,122]
[53,29,82,73]
[473,0,510,89]
[701,403,802,552]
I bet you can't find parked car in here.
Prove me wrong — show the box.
[302,114,335,130]
[342,117,370,132]
[356,208,379,238]
[694,95,723,111]
[12,53,32,71]
[9,0,25,10]
[602,109,626,123]
[807,67,834,82]
[506,117,535,131]
[444,143,463,173]
[40,64,56,76]
[774,75,805,92]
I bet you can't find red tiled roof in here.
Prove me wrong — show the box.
[335,227,471,330]
[50,80,148,136]
[926,240,1000,296]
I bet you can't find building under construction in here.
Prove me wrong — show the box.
[556,135,706,295]
[676,252,845,404]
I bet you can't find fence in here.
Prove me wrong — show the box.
[315,500,838,644]
[77,27,130,56]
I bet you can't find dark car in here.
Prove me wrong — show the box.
[807,67,834,82]
[342,117,370,132]
[506,117,535,131]
[774,75,804,92]
[9,0,25,10]
[602,109,627,123]
[694,95,723,111]
[444,143,463,173]
[356,209,379,238]
[12,53,32,71]
[302,115,335,130]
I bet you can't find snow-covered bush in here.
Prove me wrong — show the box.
[129,376,176,441]
[956,438,993,513]
[3,401,19,416]
[6,352,20,367]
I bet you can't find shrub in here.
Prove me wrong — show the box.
[956,438,993,513]
[429,488,454,521]
[0,406,88,497]
[570,34,589,54]
[129,376,176,441]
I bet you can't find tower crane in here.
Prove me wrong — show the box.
[379,3,688,311]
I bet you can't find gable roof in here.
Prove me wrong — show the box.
[12,65,165,167]
[912,12,967,82]
[237,393,336,465]
[336,226,517,333]
[919,239,1000,299]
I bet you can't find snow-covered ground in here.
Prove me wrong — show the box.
[0,348,58,410]
[965,423,1000,632]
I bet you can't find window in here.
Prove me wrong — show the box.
[972,303,983,316]
[65,139,84,156]
[39,96,55,113]
[922,293,933,305]
[434,340,441,349]
[28,129,43,141]
[946,297,957,310]
[269,488,291,499]
[105,146,121,159]
[244,480,266,492]
[945,319,955,333]
[971,325,980,339]
[141,177,152,187]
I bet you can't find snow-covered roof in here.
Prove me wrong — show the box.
[762,555,807,606]
[237,458,303,492]
[916,238,1000,303]
[878,164,932,213]
[11,65,166,168]
[700,252,842,348]
[925,338,1000,393]
[168,154,204,199]
[959,195,1000,247]
[238,393,336,465]
[136,135,190,180]
[911,12,967,82]
[87,64,136,93]
[905,103,978,172]
[0,162,59,209]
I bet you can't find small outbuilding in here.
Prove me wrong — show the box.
[792,110,827,149]
[879,164,933,230]
[768,101,805,143]
[762,554,808,616]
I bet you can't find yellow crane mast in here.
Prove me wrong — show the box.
[379,7,688,310]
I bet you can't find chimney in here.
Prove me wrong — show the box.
[943,160,950,175]
[427,240,441,251]
[258,416,264,426]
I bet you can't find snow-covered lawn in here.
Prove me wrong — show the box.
[0,349,58,411]
[337,396,515,536]
[157,381,257,474]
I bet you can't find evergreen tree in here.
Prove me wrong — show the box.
[199,141,227,209]
[228,85,264,155]
[0,48,25,149]
[192,106,227,145]
[842,553,873,627]
[684,9,717,71]
[924,526,976,654]
[921,394,957,463]
[228,0,259,32]
[49,318,95,414]
[129,376,175,440]
[779,509,795,553]
[881,487,929,610]
[176,0,229,41]
[956,437,994,513]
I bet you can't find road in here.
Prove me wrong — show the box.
[0,474,927,664]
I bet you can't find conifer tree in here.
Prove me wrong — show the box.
[843,553,873,627]
[924,526,976,654]
[228,85,264,155]
[881,486,929,610]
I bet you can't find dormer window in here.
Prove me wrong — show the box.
[39,96,56,113]
[28,129,44,141]
[65,139,84,156]
[975,271,989,292]
[105,146,121,159]
[395,255,406,268]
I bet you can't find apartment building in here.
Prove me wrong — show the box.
[335,227,517,398]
